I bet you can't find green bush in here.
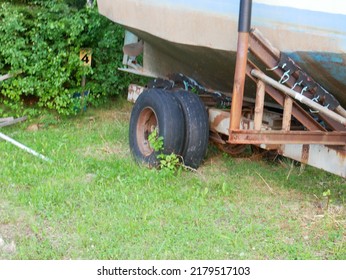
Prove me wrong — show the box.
[0,1,132,115]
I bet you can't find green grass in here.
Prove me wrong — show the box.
[0,98,345,260]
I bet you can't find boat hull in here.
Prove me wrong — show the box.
[97,0,346,105]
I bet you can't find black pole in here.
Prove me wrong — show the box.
[238,0,252,33]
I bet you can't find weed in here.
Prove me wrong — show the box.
[148,128,181,172]
[158,153,181,172]
[148,128,163,152]
[323,189,332,211]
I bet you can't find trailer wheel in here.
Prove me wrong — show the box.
[171,90,209,169]
[129,89,185,167]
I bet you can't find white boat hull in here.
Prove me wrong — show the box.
[97,0,346,105]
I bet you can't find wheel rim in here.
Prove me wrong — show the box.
[136,107,158,156]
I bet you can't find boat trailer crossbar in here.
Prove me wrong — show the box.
[228,130,346,145]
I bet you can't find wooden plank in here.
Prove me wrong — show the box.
[0,117,14,123]
[282,96,293,131]
[0,117,27,128]
[254,80,266,131]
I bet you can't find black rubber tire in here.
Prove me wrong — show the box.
[171,90,209,169]
[129,89,185,167]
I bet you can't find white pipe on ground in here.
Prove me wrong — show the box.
[0,132,52,162]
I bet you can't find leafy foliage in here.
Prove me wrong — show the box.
[148,128,164,152]
[148,128,182,172]
[0,0,132,115]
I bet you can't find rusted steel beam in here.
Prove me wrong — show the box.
[230,35,250,130]
[228,130,346,145]
[246,61,326,131]
[230,0,252,130]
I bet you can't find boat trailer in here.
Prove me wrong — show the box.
[120,0,346,178]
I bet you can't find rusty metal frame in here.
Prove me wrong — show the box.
[229,130,346,145]
[228,27,346,148]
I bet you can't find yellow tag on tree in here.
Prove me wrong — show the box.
[80,48,92,67]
